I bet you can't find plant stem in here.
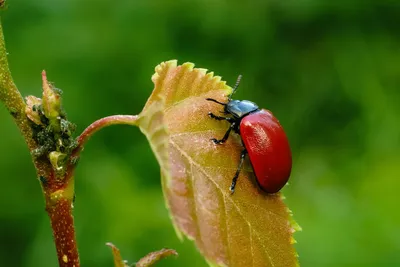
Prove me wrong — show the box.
[47,198,79,267]
[72,115,139,157]
[0,20,37,151]
[0,15,140,267]
[0,17,80,266]
[43,169,79,267]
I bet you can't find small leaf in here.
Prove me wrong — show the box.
[107,243,177,267]
[106,243,129,267]
[138,60,300,267]
[136,248,178,267]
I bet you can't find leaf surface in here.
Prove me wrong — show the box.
[138,60,300,267]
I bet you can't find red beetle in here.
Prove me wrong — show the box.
[206,76,292,194]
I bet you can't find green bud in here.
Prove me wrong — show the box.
[41,70,62,127]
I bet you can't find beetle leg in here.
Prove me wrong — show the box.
[230,149,247,194]
[208,112,234,122]
[210,122,236,144]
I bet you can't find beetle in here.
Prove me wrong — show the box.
[206,75,292,194]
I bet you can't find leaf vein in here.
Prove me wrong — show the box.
[169,135,288,222]
[188,159,205,255]
[171,139,275,267]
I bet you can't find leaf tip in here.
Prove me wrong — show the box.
[106,242,129,267]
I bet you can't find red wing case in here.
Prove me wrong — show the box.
[240,109,292,193]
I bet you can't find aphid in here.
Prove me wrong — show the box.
[207,76,292,194]
[39,175,48,185]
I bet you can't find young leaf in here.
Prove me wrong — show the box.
[136,248,178,267]
[106,242,129,267]
[138,60,300,267]
[107,243,177,267]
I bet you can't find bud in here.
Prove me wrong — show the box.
[41,70,62,126]
[25,95,43,125]
[49,151,67,173]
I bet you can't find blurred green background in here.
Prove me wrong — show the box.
[0,1,399,266]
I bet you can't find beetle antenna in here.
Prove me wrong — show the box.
[230,74,242,98]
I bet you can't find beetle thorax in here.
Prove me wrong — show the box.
[225,99,259,118]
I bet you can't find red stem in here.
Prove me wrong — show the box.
[72,115,139,158]
[47,198,79,267]
[45,115,139,266]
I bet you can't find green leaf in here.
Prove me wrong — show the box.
[138,60,300,267]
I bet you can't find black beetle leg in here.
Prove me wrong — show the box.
[230,149,247,194]
[211,122,236,144]
[208,112,234,122]
[208,112,235,144]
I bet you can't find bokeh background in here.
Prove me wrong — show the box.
[0,1,399,266]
